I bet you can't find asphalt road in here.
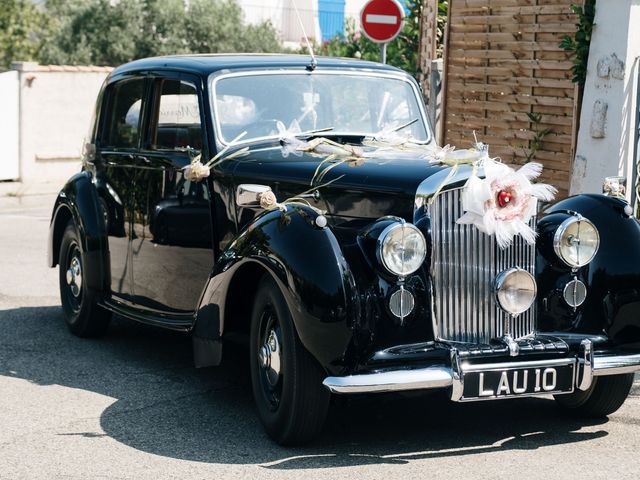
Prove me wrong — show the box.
[1,194,640,480]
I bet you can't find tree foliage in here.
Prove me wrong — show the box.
[15,0,282,67]
[1,0,449,73]
[559,0,596,85]
[0,0,48,68]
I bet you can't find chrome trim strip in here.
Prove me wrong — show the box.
[323,366,453,394]
[324,356,578,396]
[323,349,640,395]
[209,69,432,147]
[460,358,575,373]
[592,352,640,376]
[414,165,478,210]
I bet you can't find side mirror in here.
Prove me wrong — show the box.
[236,184,272,207]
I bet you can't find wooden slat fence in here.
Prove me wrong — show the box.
[418,0,439,104]
[440,0,580,196]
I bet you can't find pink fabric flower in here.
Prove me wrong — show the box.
[457,160,557,248]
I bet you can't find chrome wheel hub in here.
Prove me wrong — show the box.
[66,256,82,298]
[259,329,281,386]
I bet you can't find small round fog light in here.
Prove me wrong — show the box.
[563,278,587,308]
[389,288,414,319]
[495,268,537,316]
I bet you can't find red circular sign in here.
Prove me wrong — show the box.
[360,0,405,43]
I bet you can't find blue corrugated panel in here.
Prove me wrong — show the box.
[318,0,345,41]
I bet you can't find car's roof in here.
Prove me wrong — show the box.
[111,53,406,77]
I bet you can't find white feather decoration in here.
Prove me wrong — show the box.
[456,159,557,248]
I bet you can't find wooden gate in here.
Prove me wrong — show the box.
[0,71,19,181]
[440,0,580,196]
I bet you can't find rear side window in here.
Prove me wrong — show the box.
[102,78,145,149]
[151,79,202,151]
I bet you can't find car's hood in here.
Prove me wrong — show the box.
[229,141,447,225]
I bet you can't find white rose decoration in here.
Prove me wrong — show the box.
[258,190,279,210]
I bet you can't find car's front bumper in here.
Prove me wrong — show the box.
[323,338,640,400]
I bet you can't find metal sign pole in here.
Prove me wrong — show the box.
[380,43,387,64]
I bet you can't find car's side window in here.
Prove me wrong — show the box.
[150,79,202,152]
[102,78,145,149]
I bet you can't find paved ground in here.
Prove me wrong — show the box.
[1,193,640,480]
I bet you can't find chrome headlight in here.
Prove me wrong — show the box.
[495,268,537,316]
[377,222,426,277]
[553,216,600,268]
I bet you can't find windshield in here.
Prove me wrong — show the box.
[211,71,430,144]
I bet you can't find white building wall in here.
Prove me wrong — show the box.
[11,63,111,187]
[571,1,640,201]
[344,0,368,30]
[0,71,19,181]
[238,0,321,46]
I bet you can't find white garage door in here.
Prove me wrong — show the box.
[0,71,19,180]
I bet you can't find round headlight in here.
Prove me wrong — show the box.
[495,268,537,316]
[378,222,426,277]
[553,216,600,268]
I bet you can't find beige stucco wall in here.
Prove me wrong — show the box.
[570,1,640,200]
[12,63,111,187]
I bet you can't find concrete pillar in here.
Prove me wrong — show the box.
[570,1,640,203]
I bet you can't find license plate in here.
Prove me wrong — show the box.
[460,360,575,401]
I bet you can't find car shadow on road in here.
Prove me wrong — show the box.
[0,305,615,469]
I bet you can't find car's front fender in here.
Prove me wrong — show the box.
[196,205,359,374]
[537,194,640,348]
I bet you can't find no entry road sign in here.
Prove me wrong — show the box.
[360,0,405,44]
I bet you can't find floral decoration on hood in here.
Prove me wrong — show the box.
[456,160,557,248]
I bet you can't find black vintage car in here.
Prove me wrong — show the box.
[48,54,640,445]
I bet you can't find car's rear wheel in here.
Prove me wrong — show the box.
[554,373,634,417]
[249,275,330,445]
[59,220,111,337]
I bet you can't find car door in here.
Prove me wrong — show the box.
[94,75,148,305]
[129,74,214,317]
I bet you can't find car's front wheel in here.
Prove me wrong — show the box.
[249,275,330,445]
[554,373,635,417]
[58,220,111,337]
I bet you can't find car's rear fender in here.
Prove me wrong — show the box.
[48,171,110,292]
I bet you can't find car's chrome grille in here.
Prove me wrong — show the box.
[429,188,536,344]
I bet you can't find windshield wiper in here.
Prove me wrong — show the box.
[390,118,419,133]
[295,127,334,138]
